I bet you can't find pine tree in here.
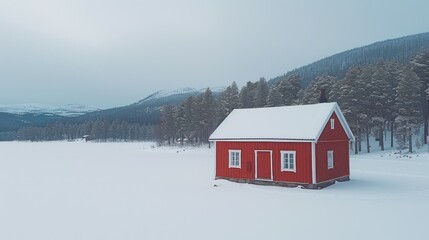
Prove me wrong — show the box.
[239,81,256,108]
[217,82,240,125]
[160,105,176,144]
[335,66,371,153]
[173,96,197,144]
[277,75,302,106]
[299,74,335,104]
[384,61,402,148]
[265,85,283,107]
[395,65,423,153]
[411,48,429,144]
[368,61,391,150]
[254,77,269,107]
[200,88,216,142]
[183,96,196,143]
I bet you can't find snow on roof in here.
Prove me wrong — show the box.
[209,102,354,142]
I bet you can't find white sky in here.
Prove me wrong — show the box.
[1,0,428,108]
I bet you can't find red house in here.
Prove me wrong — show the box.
[209,102,355,189]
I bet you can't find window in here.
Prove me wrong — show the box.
[229,150,241,168]
[280,151,296,172]
[327,150,334,169]
[330,119,335,129]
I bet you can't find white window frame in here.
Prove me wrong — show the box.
[228,150,241,168]
[327,150,334,169]
[280,151,296,172]
[330,119,335,129]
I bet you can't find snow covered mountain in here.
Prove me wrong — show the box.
[135,87,225,106]
[0,87,225,133]
[0,104,100,117]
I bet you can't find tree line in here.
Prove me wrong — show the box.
[7,120,154,142]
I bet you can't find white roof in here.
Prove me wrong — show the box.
[209,102,354,142]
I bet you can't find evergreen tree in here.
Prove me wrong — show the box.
[176,102,187,144]
[384,61,402,148]
[239,81,257,108]
[254,77,269,107]
[217,82,239,125]
[200,88,216,142]
[335,66,371,153]
[300,74,335,104]
[411,48,429,144]
[277,75,302,105]
[368,61,390,150]
[265,85,283,107]
[395,65,423,153]
[160,105,176,144]
[183,96,196,143]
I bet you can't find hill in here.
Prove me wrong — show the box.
[270,32,429,86]
[0,104,99,117]
[0,112,67,132]
[0,87,224,133]
[72,87,224,125]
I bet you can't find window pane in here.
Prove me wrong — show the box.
[327,151,333,168]
[229,151,239,166]
[281,152,297,170]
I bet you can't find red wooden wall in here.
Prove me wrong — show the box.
[316,111,350,183]
[215,111,351,186]
[215,141,313,184]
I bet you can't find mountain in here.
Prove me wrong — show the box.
[0,104,98,133]
[0,112,67,132]
[135,87,225,107]
[269,32,429,86]
[0,104,99,117]
[73,87,225,124]
[0,87,225,133]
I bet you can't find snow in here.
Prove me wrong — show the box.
[136,86,225,105]
[1,141,428,240]
[0,104,100,117]
[210,102,354,141]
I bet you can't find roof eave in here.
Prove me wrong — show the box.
[209,138,316,143]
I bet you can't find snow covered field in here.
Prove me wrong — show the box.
[1,142,428,240]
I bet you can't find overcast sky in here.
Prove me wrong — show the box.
[1,0,428,108]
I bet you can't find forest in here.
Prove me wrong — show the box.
[159,49,429,153]
[269,32,429,86]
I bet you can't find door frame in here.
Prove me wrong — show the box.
[254,150,273,181]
